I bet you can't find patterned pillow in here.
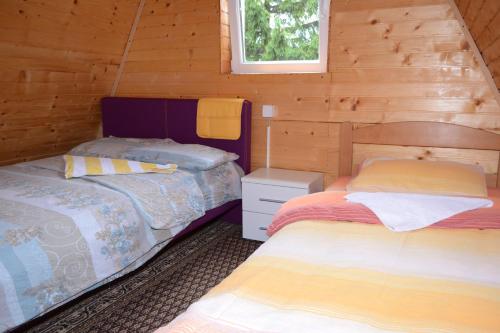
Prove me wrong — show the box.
[124,143,239,171]
[69,137,239,171]
[69,137,175,159]
[64,155,177,179]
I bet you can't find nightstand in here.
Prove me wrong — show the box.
[241,168,323,241]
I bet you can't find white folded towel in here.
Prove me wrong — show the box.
[345,192,493,232]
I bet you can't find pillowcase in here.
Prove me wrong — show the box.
[347,159,488,198]
[69,137,239,171]
[69,137,175,159]
[64,155,177,179]
[124,143,239,171]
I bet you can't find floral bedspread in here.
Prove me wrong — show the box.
[0,156,240,332]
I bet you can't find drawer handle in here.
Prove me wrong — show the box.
[258,226,268,231]
[259,198,286,204]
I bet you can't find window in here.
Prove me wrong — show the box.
[228,0,330,74]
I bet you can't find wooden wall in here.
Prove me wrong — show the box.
[1,0,499,182]
[115,0,500,184]
[0,0,140,165]
[455,0,500,90]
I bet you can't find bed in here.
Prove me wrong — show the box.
[0,97,251,332]
[158,121,500,333]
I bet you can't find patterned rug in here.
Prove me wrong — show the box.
[16,220,262,333]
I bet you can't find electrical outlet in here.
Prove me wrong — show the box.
[262,105,276,118]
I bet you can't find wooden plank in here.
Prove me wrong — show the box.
[111,0,145,96]
[339,122,353,176]
[352,121,500,150]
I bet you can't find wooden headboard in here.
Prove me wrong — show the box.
[339,122,500,188]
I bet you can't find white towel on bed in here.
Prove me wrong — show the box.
[345,192,493,232]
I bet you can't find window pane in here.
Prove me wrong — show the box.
[243,0,320,62]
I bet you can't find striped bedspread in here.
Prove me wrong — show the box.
[158,220,500,332]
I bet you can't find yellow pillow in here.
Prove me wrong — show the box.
[347,159,488,198]
[64,155,177,179]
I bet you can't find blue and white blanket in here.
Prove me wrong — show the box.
[0,156,242,331]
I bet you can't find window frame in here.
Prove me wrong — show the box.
[227,0,331,74]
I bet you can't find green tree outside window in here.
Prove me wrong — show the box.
[243,0,320,62]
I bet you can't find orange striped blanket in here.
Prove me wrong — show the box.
[267,188,500,236]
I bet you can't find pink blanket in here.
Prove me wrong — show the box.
[267,187,500,236]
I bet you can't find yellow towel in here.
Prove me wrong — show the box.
[64,155,177,179]
[196,98,244,140]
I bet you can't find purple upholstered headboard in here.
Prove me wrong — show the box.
[101,97,252,174]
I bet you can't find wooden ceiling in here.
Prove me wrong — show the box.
[454,0,500,90]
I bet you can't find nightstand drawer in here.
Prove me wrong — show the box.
[242,211,273,242]
[243,182,307,215]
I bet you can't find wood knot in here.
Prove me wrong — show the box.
[370,19,379,25]
[296,97,302,102]
[414,24,421,31]
[284,130,289,135]
[18,70,27,82]
[393,42,401,53]
[351,98,360,111]
[310,131,315,136]
[383,24,393,39]
[460,40,470,51]
[402,54,412,65]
